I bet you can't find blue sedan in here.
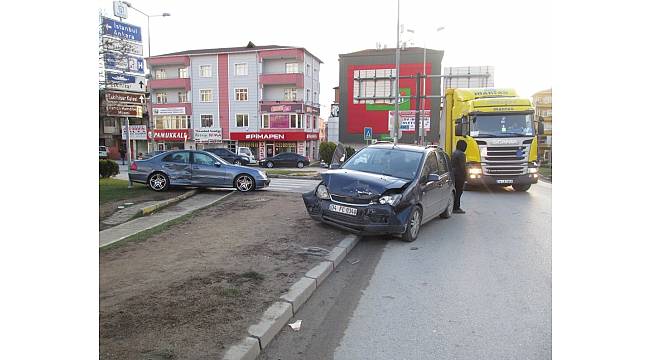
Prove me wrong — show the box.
[128,150,270,192]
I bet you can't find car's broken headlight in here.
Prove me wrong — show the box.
[316,184,330,199]
[378,194,402,206]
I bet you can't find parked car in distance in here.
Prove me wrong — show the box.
[204,147,251,166]
[237,147,258,164]
[140,150,167,160]
[128,150,270,192]
[99,146,109,159]
[302,144,455,242]
[259,152,310,168]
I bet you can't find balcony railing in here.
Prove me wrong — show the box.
[148,77,191,90]
[259,73,304,87]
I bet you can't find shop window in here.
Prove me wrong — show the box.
[155,115,189,129]
[236,114,249,127]
[201,114,214,128]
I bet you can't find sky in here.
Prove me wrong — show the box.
[98,0,552,113]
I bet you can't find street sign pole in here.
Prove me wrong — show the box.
[124,116,133,188]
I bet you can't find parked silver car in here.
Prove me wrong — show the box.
[128,150,270,192]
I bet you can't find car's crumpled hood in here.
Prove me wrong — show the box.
[321,169,410,198]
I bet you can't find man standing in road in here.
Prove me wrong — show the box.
[119,147,126,165]
[451,139,467,214]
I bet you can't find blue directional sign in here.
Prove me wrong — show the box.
[105,71,146,92]
[102,17,142,42]
[364,127,373,140]
[104,53,145,74]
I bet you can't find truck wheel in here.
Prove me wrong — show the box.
[513,184,531,192]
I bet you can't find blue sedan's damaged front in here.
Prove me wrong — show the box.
[302,169,416,236]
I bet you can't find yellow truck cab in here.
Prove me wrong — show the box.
[442,88,540,191]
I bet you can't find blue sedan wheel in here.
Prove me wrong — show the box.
[235,174,255,192]
[148,172,169,192]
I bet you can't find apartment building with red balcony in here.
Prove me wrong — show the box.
[146,43,322,160]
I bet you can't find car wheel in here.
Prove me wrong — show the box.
[266,161,274,168]
[234,159,242,165]
[440,191,454,219]
[297,161,304,168]
[513,184,531,192]
[235,174,255,192]
[401,207,422,242]
[148,172,169,192]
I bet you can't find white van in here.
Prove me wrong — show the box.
[237,147,257,164]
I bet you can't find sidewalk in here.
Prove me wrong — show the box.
[99,189,232,248]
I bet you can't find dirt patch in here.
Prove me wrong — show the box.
[100,191,346,359]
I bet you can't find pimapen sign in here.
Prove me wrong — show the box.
[105,91,145,104]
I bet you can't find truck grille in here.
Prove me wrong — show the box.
[483,146,527,176]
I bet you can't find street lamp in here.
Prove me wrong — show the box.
[122,1,170,59]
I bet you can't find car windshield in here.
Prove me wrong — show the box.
[240,148,252,156]
[470,113,534,137]
[341,148,423,180]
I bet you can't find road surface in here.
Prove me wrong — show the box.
[261,182,552,360]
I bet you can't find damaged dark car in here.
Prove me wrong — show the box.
[303,143,455,242]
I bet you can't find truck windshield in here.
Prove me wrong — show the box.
[470,113,534,137]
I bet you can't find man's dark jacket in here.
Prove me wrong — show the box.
[451,149,466,183]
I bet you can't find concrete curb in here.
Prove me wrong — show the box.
[140,189,198,216]
[99,191,235,249]
[223,234,361,359]
[267,174,321,180]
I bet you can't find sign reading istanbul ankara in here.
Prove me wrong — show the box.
[121,125,148,140]
[102,17,142,42]
[153,129,191,141]
[193,128,222,143]
[152,107,186,115]
[230,132,319,141]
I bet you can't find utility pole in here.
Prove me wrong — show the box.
[414,72,421,145]
[393,0,401,145]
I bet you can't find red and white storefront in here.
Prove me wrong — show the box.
[230,131,320,160]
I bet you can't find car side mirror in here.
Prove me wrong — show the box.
[428,173,441,182]
[215,162,221,167]
[329,163,340,169]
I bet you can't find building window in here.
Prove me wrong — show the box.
[284,87,297,101]
[306,64,311,76]
[290,114,303,128]
[314,91,318,104]
[261,114,269,128]
[156,92,168,104]
[286,63,299,74]
[200,65,212,77]
[200,89,213,102]
[236,113,249,127]
[313,116,317,129]
[235,63,248,76]
[353,68,397,104]
[201,114,214,128]
[235,88,248,101]
[306,114,310,129]
[178,68,188,78]
[178,91,188,103]
[155,115,189,129]
[306,89,310,102]
[156,68,166,80]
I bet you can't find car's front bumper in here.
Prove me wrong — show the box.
[302,192,410,235]
[466,173,539,186]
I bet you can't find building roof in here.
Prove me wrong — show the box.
[340,47,444,58]
[154,42,324,63]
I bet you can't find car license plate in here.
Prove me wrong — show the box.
[496,179,514,184]
[328,204,358,216]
